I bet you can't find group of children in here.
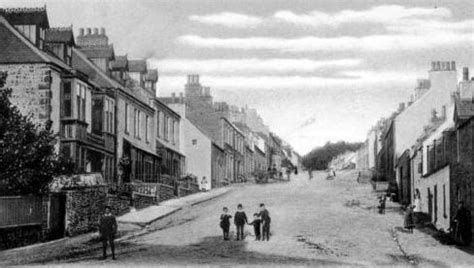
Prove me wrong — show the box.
[220,203,271,241]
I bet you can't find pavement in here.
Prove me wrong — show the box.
[2,171,473,266]
[118,187,230,227]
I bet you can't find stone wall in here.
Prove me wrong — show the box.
[106,194,130,216]
[178,186,193,197]
[64,187,107,236]
[132,192,157,209]
[190,182,200,193]
[158,184,175,202]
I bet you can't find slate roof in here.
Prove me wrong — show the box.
[110,55,128,70]
[128,59,147,73]
[145,69,158,81]
[0,15,70,70]
[45,27,75,44]
[0,7,49,27]
[79,45,115,59]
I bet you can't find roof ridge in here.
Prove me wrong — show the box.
[1,6,47,13]
[48,26,73,32]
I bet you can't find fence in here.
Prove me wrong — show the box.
[0,196,43,228]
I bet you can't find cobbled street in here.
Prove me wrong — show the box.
[2,171,473,266]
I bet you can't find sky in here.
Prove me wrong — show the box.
[3,0,474,154]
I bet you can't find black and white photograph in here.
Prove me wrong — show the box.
[0,0,473,266]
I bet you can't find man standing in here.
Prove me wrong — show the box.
[454,201,472,246]
[259,203,271,241]
[99,206,117,260]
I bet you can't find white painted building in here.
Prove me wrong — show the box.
[168,103,212,190]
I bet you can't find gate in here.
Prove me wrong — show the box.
[48,193,66,239]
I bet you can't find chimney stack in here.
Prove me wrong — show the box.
[94,28,99,35]
[100,27,105,35]
[179,92,184,103]
[451,61,456,70]
[171,92,176,103]
[463,67,469,81]
[86,28,91,35]
[79,28,84,36]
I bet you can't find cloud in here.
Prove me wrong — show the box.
[273,5,452,28]
[157,70,419,94]
[189,12,263,28]
[177,33,471,52]
[150,58,362,75]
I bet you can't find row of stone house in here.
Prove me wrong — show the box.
[0,6,300,192]
[356,61,474,235]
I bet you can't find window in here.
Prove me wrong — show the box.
[443,184,447,218]
[62,81,72,117]
[125,103,129,133]
[170,120,175,144]
[156,111,161,138]
[192,139,197,145]
[75,83,86,121]
[103,99,114,134]
[134,109,141,138]
[160,112,165,137]
[174,121,179,145]
[164,116,169,141]
[15,25,36,45]
[145,115,150,142]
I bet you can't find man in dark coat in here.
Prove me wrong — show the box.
[259,203,271,241]
[454,202,472,246]
[99,206,117,260]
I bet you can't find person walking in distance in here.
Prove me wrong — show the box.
[220,207,232,241]
[99,206,117,260]
[259,203,271,241]
[234,204,248,241]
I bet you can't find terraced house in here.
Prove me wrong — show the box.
[0,7,116,182]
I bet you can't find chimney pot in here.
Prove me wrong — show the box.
[463,67,469,81]
[86,28,91,35]
[451,61,456,70]
[94,28,99,35]
[79,28,84,36]
[100,27,105,35]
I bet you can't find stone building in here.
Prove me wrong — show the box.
[0,9,115,182]
[160,74,245,184]
[410,68,474,234]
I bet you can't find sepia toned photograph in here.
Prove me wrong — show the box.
[0,0,473,266]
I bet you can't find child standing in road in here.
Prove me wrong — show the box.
[248,213,262,240]
[220,207,232,240]
[234,204,248,241]
[259,203,271,241]
[99,206,117,260]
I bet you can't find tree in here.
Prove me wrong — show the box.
[0,73,73,196]
[302,141,363,171]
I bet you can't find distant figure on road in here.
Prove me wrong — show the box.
[201,176,208,192]
[234,204,248,241]
[378,195,386,214]
[220,207,232,241]
[404,205,415,233]
[308,169,313,180]
[259,203,271,241]
[454,201,472,246]
[294,167,298,175]
[248,213,262,241]
[413,189,423,225]
[286,168,291,181]
[99,206,117,260]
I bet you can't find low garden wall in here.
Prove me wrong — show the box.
[158,184,175,202]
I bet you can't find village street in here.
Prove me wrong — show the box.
[2,171,474,266]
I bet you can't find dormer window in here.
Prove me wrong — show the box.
[15,25,37,45]
[39,27,45,49]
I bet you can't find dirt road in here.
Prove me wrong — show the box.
[3,170,473,266]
